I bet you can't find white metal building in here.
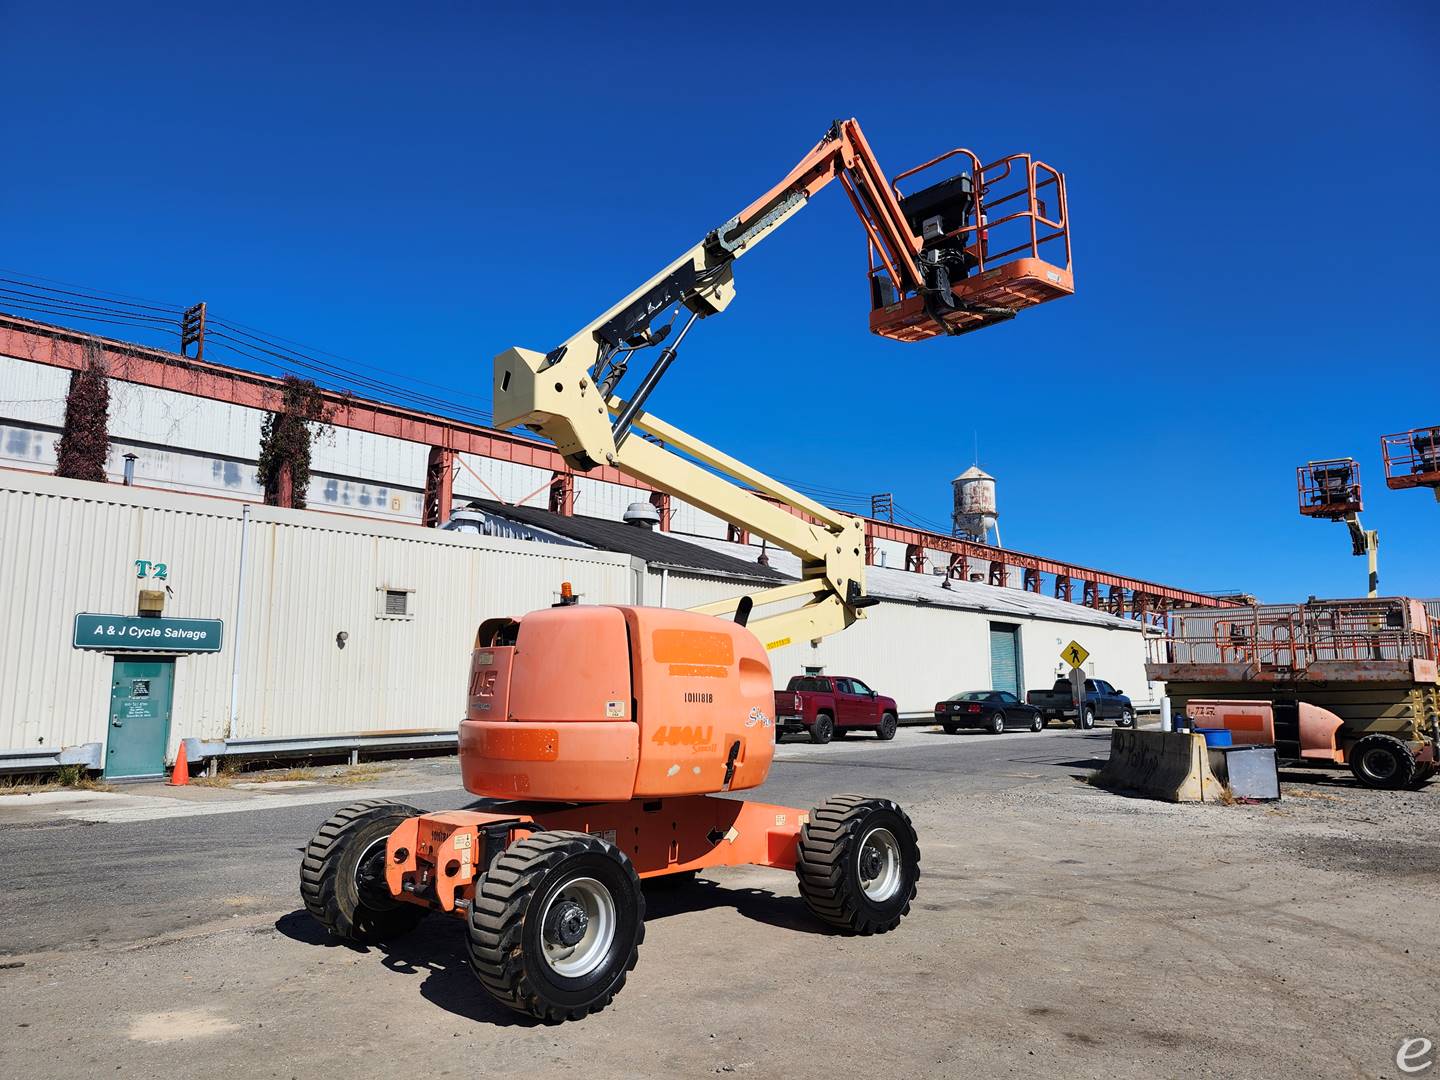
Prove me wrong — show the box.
[0,469,1154,778]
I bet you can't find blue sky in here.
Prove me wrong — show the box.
[2,2,1436,601]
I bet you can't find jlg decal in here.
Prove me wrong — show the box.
[469,668,497,697]
[651,725,714,748]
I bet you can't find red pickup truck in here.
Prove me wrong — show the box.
[773,675,900,744]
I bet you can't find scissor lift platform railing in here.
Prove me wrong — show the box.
[1147,597,1439,684]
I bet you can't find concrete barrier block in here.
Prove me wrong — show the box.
[1095,729,1225,803]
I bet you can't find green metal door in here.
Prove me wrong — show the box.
[989,623,1022,699]
[107,659,174,778]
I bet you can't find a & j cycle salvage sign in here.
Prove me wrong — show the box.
[73,614,224,653]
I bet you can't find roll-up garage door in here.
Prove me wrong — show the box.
[989,622,1021,698]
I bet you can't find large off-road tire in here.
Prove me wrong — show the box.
[876,713,898,741]
[1118,707,1136,728]
[811,713,835,745]
[987,711,1005,735]
[300,800,428,944]
[1412,762,1436,786]
[467,831,644,1023]
[1349,735,1417,790]
[795,796,920,935]
[1078,708,1096,730]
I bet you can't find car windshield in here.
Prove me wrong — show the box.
[946,692,988,702]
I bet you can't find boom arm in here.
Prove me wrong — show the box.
[492,119,1056,647]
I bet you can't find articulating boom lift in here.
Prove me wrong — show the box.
[302,120,1072,1022]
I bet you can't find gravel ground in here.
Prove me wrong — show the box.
[1,747,1434,1079]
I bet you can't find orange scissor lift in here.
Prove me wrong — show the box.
[301,119,1072,1022]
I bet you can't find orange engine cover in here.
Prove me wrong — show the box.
[460,606,777,802]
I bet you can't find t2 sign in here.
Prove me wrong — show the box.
[135,560,169,580]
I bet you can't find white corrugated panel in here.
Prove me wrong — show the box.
[0,473,242,753]
[0,471,642,761]
[574,476,650,523]
[229,505,639,743]
[0,353,72,425]
[452,453,550,506]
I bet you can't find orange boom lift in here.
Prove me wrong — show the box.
[301,119,1071,1021]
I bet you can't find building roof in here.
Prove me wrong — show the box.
[470,499,1143,631]
[473,501,787,584]
[677,534,1145,632]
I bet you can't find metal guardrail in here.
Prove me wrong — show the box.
[0,742,103,774]
[183,731,460,767]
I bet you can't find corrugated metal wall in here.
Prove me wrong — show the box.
[2,467,1156,767]
[656,571,1155,714]
[0,471,641,760]
[2,351,741,539]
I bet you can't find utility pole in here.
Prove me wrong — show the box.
[181,302,206,360]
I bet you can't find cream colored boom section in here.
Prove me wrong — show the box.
[490,123,898,647]
[492,340,868,647]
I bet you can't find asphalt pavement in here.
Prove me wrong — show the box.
[0,725,1111,955]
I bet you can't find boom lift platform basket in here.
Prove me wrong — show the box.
[1297,458,1364,519]
[1381,426,1440,497]
[868,151,1072,342]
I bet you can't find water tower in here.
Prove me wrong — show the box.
[1296,458,1378,597]
[952,466,1000,546]
[1381,425,1440,503]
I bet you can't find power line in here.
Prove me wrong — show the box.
[0,267,184,310]
[208,314,494,411]
[0,286,179,326]
[0,276,181,316]
[0,270,498,426]
[0,296,179,334]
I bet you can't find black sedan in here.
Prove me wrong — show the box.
[934,691,1045,734]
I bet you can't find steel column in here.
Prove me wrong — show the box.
[548,471,575,516]
[649,491,672,532]
[421,446,455,527]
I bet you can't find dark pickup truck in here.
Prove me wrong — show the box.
[1026,678,1135,729]
[773,675,899,744]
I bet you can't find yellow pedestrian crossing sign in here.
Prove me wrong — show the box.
[1061,641,1089,669]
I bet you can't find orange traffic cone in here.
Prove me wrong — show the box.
[168,740,189,787]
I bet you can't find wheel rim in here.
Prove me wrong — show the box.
[354,836,395,906]
[539,876,616,978]
[857,827,903,902]
[1361,747,1398,781]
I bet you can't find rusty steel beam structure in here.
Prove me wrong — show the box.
[863,519,1229,612]
[1,313,1233,615]
[0,314,644,515]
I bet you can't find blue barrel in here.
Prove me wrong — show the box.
[1194,727,1233,748]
